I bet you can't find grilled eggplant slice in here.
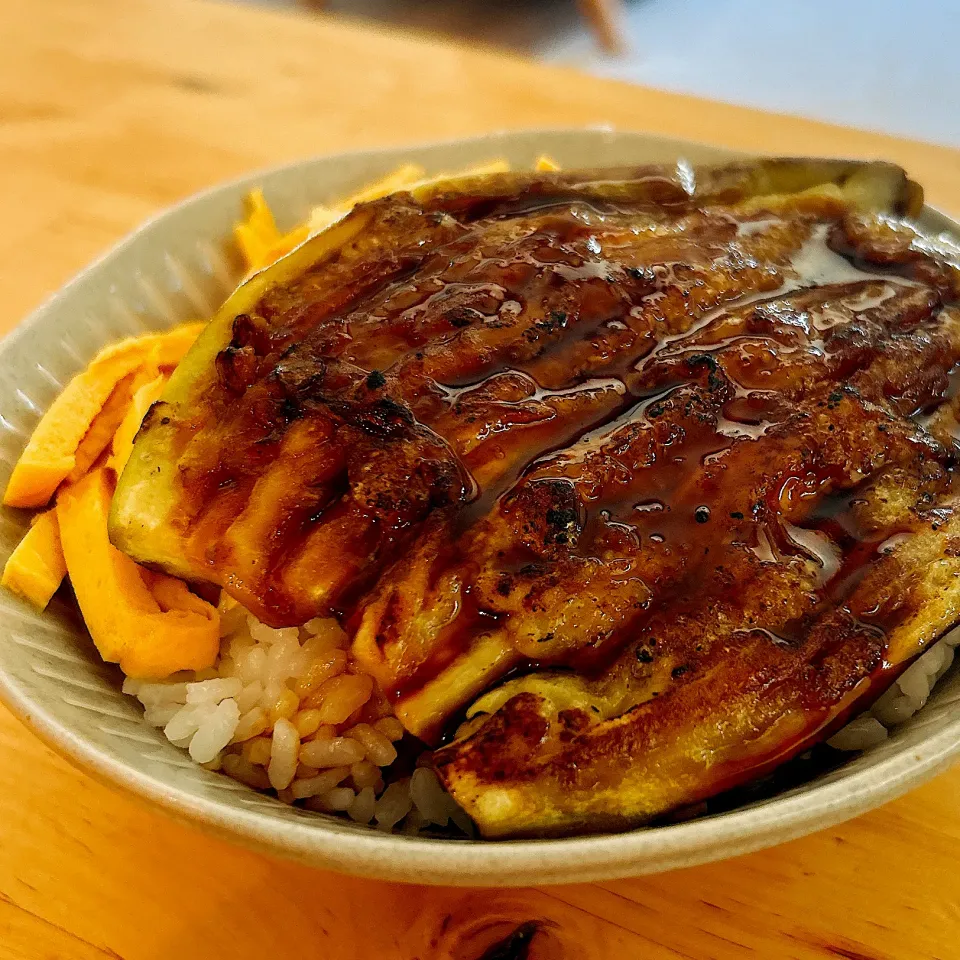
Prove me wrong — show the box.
[109,157,960,837]
[110,158,920,612]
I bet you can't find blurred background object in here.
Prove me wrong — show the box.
[575,0,626,52]
[241,0,959,148]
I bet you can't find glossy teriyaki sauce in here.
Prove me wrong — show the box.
[197,183,960,729]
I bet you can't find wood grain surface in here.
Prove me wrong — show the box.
[1,0,959,957]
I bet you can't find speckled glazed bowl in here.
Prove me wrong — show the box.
[1,128,959,886]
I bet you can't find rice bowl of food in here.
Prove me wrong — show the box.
[2,128,960,885]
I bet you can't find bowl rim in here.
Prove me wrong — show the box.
[2,127,959,887]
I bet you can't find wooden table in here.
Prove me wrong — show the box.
[2,1,960,957]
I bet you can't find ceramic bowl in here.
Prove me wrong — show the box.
[2,128,959,885]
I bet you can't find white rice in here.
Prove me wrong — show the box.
[121,597,960,829]
[827,624,960,751]
[122,600,471,834]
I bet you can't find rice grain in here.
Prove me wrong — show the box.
[186,677,242,704]
[138,681,188,706]
[322,787,356,812]
[348,786,376,824]
[290,766,350,800]
[243,736,273,766]
[373,717,405,742]
[164,702,214,742]
[299,736,366,768]
[189,698,240,762]
[294,650,348,700]
[350,760,380,789]
[143,703,182,727]
[294,709,323,738]
[236,680,263,714]
[374,780,413,831]
[268,718,299,790]
[238,646,267,684]
[312,674,373,724]
[345,723,397,767]
[267,687,300,724]
[827,715,888,751]
[222,753,271,790]
[232,706,268,743]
